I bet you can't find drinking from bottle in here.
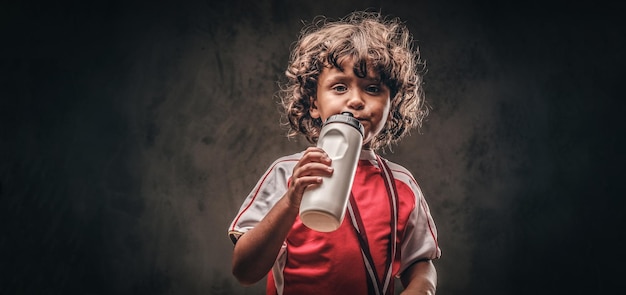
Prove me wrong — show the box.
[299,112,364,232]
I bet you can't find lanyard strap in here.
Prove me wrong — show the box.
[347,155,399,295]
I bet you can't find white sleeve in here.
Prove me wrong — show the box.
[227,155,297,244]
[398,178,441,275]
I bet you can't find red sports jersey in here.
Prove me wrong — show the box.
[229,150,440,295]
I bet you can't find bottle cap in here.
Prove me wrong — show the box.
[324,112,364,136]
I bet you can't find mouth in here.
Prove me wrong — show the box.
[355,118,369,131]
[355,117,368,124]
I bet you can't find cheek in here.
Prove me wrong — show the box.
[379,100,391,122]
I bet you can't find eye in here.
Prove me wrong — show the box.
[366,85,381,94]
[332,84,347,93]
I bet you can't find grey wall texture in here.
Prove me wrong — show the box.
[1,0,624,294]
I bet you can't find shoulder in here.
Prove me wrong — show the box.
[276,151,303,161]
[268,152,302,169]
[257,152,303,179]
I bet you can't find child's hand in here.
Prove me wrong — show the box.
[286,147,333,208]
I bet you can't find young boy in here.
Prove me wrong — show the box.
[228,11,441,295]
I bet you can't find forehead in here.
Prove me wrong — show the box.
[322,57,381,80]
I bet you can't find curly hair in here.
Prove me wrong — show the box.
[279,11,428,151]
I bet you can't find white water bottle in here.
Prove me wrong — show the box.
[299,112,364,232]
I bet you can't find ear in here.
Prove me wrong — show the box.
[309,97,320,119]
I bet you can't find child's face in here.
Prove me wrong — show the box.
[310,59,391,148]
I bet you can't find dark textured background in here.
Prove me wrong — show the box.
[1,0,624,294]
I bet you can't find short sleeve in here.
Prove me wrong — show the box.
[227,154,299,244]
[388,162,441,275]
[392,168,441,276]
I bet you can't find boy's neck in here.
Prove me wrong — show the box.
[360,149,377,160]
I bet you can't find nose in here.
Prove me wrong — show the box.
[346,90,365,111]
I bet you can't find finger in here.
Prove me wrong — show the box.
[304,146,324,153]
[293,162,334,178]
[300,148,331,165]
[290,175,323,194]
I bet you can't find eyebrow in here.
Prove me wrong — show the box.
[323,70,382,84]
